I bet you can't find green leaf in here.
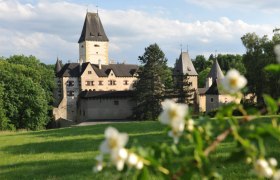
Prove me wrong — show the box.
[136,167,150,180]
[264,64,280,73]
[263,94,278,114]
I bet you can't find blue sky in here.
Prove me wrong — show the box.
[0,0,279,66]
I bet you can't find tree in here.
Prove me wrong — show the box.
[134,43,168,120]
[216,54,246,75]
[193,55,207,73]
[0,55,54,130]
[198,68,211,88]
[176,75,196,105]
[0,83,12,130]
[241,30,280,103]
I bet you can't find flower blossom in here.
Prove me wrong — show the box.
[127,152,144,170]
[99,127,128,154]
[221,69,247,94]
[254,159,273,178]
[159,99,188,144]
[93,154,103,172]
[111,148,128,171]
[274,44,280,63]
[95,127,144,171]
[273,170,280,180]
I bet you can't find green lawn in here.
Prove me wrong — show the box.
[0,118,279,180]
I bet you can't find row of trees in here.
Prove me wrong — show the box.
[134,30,280,120]
[0,55,55,130]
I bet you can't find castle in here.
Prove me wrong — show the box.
[53,12,240,124]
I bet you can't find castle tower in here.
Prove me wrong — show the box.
[173,51,198,90]
[205,59,224,89]
[78,12,109,65]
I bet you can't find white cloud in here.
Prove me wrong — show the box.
[0,0,276,66]
[185,0,280,12]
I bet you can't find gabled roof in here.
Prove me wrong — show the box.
[207,59,224,80]
[79,90,134,99]
[56,63,80,77]
[173,52,198,76]
[55,58,63,74]
[91,64,138,77]
[78,12,109,43]
[56,62,138,78]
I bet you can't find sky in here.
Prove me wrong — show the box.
[0,0,279,66]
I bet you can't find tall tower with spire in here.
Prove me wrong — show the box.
[78,12,109,65]
[205,59,224,89]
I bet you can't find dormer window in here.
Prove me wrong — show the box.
[90,32,94,37]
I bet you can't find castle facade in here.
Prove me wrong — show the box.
[53,12,240,124]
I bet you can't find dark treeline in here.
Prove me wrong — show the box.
[0,55,55,130]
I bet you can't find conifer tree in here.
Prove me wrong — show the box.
[134,43,168,120]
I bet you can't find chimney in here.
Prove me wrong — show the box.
[98,59,102,69]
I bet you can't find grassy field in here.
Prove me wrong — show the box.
[0,118,279,180]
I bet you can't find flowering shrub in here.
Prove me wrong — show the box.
[94,67,280,179]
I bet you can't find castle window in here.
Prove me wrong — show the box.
[81,45,84,48]
[88,71,92,74]
[67,80,74,87]
[108,80,116,85]
[124,80,128,85]
[99,81,103,85]
[86,81,94,86]
[96,52,98,54]
[94,44,100,47]
[210,98,214,103]
[114,100,119,106]
[67,90,74,96]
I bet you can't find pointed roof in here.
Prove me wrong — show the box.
[55,58,62,74]
[78,12,109,43]
[207,59,224,80]
[173,52,198,76]
[205,80,226,95]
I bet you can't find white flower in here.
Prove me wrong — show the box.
[273,170,280,180]
[269,158,278,167]
[111,148,128,171]
[159,99,188,125]
[127,153,139,166]
[274,44,280,63]
[136,160,144,170]
[159,100,188,144]
[168,130,183,144]
[187,119,194,132]
[254,159,273,178]
[221,69,247,94]
[93,154,103,172]
[93,162,103,172]
[99,127,128,154]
